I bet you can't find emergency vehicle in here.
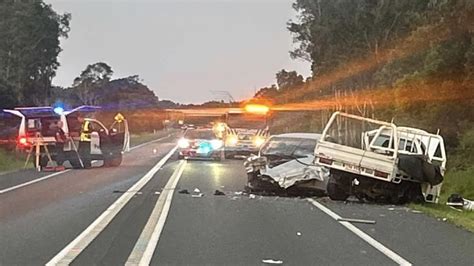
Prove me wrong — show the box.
[217,103,271,158]
[0,106,129,169]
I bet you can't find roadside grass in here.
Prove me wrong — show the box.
[0,149,26,174]
[411,167,474,233]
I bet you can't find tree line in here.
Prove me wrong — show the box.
[255,0,473,152]
[0,1,160,112]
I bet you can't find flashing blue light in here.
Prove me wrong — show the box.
[53,106,64,115]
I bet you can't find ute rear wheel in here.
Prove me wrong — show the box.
[327,175,350,201]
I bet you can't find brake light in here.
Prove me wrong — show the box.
[374,170,389,178]
[318,157,333,165]
[18,137,28,145]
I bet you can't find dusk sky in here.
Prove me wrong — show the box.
[46,0,311,103]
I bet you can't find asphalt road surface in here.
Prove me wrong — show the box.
[1,135,473,265]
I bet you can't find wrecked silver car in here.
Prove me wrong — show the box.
[244,133,329,195]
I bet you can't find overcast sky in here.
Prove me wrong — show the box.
[46,0,311,104]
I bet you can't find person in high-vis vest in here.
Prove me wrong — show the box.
[78,115,92,168]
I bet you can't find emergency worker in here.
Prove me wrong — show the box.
[78,115,92,168]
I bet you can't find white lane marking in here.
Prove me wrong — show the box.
[46,146,178,266]
[126,160,187,265]
[307,198,412,266]
[0,170,72,195]
[0,134,176,195]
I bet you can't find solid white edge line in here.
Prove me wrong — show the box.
[125,160,187,265]
[0,170,71,194]
[0,133,176,195]
[307,198,412,266]
[46,145,178,266]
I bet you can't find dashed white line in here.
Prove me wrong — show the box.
[126,159,187,265]
[0,133,176,195]
[307,198,412,266]
[45,145,178,266]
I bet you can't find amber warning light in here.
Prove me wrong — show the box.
[244,104,270,114]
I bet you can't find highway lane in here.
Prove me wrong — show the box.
[0,134,178,265]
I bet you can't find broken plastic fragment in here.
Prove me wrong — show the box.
[249,194,256,199]
[234,191,243,195]
[192,193,204,198]
[194,188,201,193]
[262,259,283,264]
[296,232,302,236]
[154,191,161,195]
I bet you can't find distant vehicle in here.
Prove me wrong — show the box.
[220,104,271,158]
[244,133,328,195]
[177,128,224,160]
[315,112,446,204]
[0,106,128,169]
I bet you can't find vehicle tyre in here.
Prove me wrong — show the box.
[104,153,122,167]
[69,158,83,169]
[327,176,350,201]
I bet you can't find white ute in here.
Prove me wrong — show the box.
[315,112,446,203]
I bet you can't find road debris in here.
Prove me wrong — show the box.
[262,259,283,264]
[154,191,161,195]
[214,190,225,196]
[388,207,395,211]
[336,217,376,224]
[153,148,157,154]
[447,193,474,211]
[192,193,204,198]
[178,189,190,194]
[234,191,244,196]
[296,232,302,236]
[249,194,256,199]
[194,188,201,193]
[410,210,423,214]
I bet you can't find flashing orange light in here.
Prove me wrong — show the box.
[244,104,270,114]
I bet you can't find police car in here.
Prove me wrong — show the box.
[0,106,129,169]
[177,128,224,160]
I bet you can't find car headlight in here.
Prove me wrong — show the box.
[210,139,223,149]
[254,136,266,147]
[178,138,190,148]
[226,135,238,146]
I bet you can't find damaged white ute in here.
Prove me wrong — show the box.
[244,133,329,195]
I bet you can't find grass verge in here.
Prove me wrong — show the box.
[411,167,474,233]
[0,149,26,174]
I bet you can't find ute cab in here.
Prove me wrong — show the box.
[0,106,129,169]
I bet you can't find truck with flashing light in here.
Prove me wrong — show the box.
[315,112,446,204]
[219,104,271,159]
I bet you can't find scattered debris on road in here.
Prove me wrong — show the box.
[296,232,302,236]
[192,193,204,198]
[262,259,283,264]
[214,190,225,196]
[336,217,376,224]
[249,194,256,199]
[447,193,474,211]
[234,191,244,196]
[178,189,190,194]
[154,191,161,195]
[194,188,201,193]
[411,210,423,214]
